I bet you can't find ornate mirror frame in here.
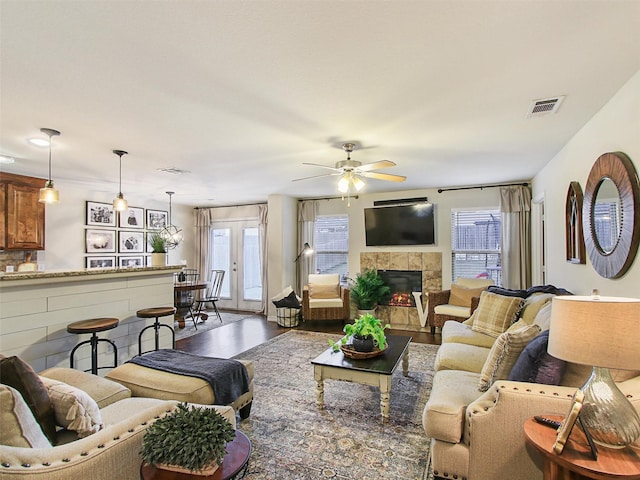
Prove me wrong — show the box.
[565,181,585,264]
[582,152,640,278]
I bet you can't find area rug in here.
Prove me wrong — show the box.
[174,311,256,341]
[234,330,436,480]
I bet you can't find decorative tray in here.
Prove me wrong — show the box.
[340,344,387,359]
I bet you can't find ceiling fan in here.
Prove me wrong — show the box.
[293,143,406,194]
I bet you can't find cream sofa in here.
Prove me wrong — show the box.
[422,289,640,480]
[0,366,235,480]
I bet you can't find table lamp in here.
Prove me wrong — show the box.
[548,293,640,448]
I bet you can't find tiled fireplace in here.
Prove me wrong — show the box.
[360,252,442,332]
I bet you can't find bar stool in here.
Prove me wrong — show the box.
[67,318,119,375]
[137,306,176,356]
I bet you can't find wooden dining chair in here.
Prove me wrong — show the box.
[173,269,201,329]
[193,269,225,323]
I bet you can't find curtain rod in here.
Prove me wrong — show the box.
[438,182,528,193]
[193,202,267,209]
[298,195,358,202]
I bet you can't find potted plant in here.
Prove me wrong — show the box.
[350,269,391,316]
[330,313,391,353]
[140,403,236,475]
[148,231,167,267]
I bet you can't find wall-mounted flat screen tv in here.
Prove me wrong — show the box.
[364,203,435,246]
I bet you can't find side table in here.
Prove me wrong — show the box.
[140,430,251,480]
[524,416,640,480]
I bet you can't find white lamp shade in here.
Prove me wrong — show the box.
[548,295,640,370]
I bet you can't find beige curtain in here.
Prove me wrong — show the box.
[297,200,317,294]
[500,185,532,289]
[258,205,268,314]
[194,208,213,283]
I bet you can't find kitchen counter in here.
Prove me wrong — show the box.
[0,266,182,373]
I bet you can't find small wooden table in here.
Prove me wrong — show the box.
[524,416,640,480]
[173,283,207,328]
[140,430,251,480]
[311,335,411,423]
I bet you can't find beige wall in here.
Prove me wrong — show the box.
[532,69,640,297]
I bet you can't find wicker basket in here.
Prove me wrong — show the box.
[276,307,301,327]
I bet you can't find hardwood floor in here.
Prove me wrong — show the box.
[176,311,441,358]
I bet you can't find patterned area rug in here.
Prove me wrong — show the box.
[234,330,436,480]
[174,311,256,341]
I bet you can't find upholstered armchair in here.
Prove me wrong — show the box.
[426,277,494,333]
[302,274,350,322]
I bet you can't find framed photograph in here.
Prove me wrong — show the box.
[85,256,116,269]
[552,389,584,455]
[146,209,168,230]
[119,206,144,229]
[85,229,116,253]
[119,231,145,253]
[118,256,144,268]
[86,201,116,227]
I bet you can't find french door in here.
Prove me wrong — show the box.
[210,220,262,312]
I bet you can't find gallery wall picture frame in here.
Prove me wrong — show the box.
[86,201,117,227]
[85,229,116,253]
[85,256,116,269]
[146,209,168,230]
[119,206,144,229]
[118,256,145,268]
[119,230,145,253]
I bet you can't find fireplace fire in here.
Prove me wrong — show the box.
[378,270,422,308]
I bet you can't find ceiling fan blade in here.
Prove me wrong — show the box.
[292,172,342,182]
[359,171,406,182]
[302,162,342,172]
[356,160,396,172]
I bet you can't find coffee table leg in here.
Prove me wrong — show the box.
[314,367,324,410]
[403,346,409,376]
[380,375,391,423]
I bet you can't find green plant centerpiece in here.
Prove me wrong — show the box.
[330,313,391,353]
[140,403,235,475]
[350,269,391,312]
[148,231,167,253]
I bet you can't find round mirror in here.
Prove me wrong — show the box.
[592,177,622,254]
[583,152,640,279]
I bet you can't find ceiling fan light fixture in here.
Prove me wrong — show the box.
[337,176,350,193]
[353,176,365,191]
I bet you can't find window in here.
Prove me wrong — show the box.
[451,209,502,285]
[314,215,349,278]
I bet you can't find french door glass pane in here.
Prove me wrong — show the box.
[212,228,231,298]
[243,227,262,301]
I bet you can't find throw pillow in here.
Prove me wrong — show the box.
[471,291,524,338]
[40,376,104,437]
[309,283,339,299]
[0,356,56,443]
[478,323,541,392]
[532,302,553,331]
[0,384,51,448]
[509,330,567,385]
[449,284,487,307]
[272,290,301,308]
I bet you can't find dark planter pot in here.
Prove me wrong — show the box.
[352,334,374,352]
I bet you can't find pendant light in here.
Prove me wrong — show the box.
[160,191,183,249]
[112,149,128,211]
[38,128,61,204]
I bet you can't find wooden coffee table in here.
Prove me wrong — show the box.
[311,334,411,423]
[140,430,251,480]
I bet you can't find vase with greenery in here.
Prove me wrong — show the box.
[140,403,236,475]
[148,231,167,267]
[350,269,391,314]
[329,313,391,353]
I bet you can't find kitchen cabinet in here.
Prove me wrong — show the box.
[0,172,46,250]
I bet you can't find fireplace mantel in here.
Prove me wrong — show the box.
[360,252,441,332]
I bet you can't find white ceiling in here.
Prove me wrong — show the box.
[1,1,639,206]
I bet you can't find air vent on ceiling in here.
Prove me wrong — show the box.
[526,96,565,118]
[157,167,190,175]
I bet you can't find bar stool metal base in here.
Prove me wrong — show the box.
[67,318,119,375]
[136,307,176,356]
